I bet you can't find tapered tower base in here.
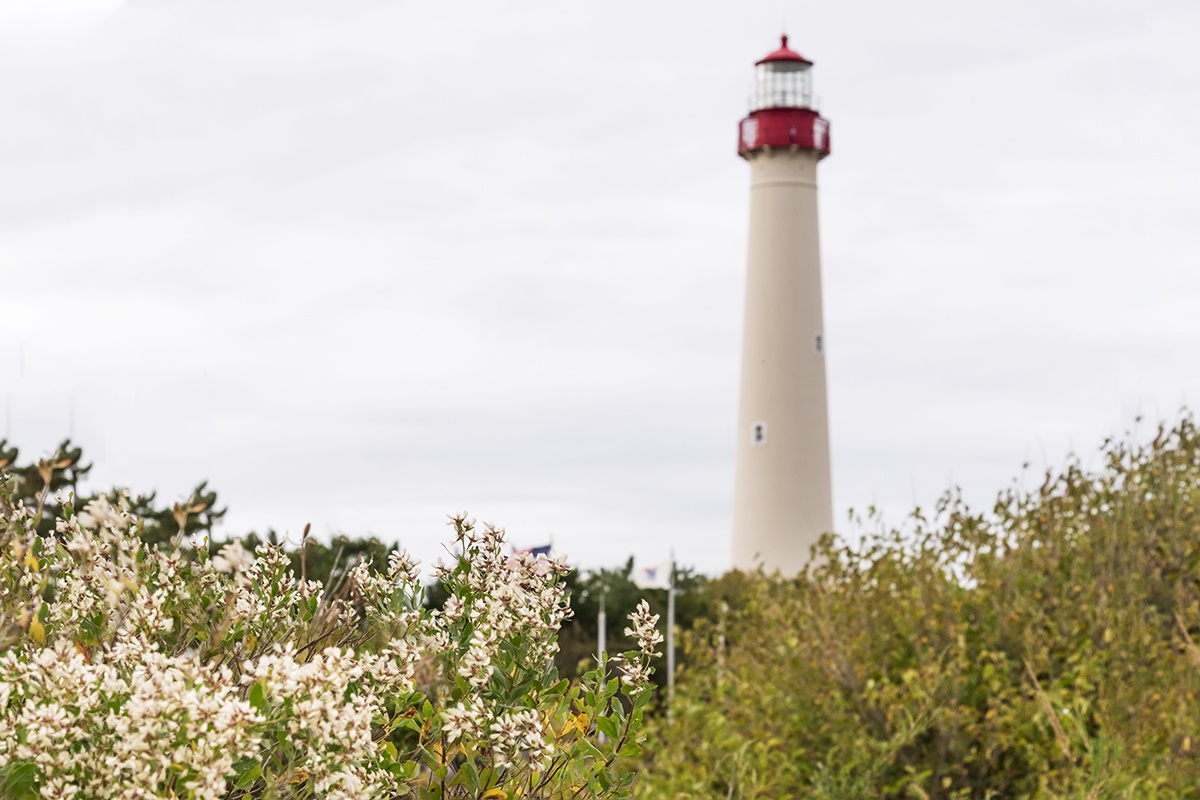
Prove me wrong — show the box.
[730,147,833,575]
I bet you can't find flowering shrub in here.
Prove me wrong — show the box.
[0,480,659,800]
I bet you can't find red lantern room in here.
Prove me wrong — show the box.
[738,35,831,159]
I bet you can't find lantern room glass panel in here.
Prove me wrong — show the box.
[754,61,812,110]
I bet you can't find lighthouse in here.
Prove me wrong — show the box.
[730,36,833,575]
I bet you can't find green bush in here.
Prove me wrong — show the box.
[637,416,1200,799]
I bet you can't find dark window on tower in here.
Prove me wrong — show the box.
[752,422,767,445]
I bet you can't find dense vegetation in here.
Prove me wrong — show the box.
[10,415,1200,797]
[636,417,1200,799]
[0,487,659,798]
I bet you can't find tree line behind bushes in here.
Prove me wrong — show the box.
[634,416,1200,799]
[0,438,225,545]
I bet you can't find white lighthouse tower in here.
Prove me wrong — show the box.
[730,36,834,575]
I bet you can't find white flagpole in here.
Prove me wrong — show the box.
[598,587,609,744]
[667,551,675,719]
[597,588,607,665]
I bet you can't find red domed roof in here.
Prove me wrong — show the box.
[756,34,812,66]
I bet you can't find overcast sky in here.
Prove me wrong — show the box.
[2,0,1198,574]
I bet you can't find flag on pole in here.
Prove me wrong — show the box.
[632,560,673,590]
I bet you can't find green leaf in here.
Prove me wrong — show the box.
[577,739,605,761]
[0,762,37,800]
[234,763,262,790]
[249,681,269,713]
[618,741,642,758]
[460,757,479,790]
[595,715,619,741]
[79,613,103,646]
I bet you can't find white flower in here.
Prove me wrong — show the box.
[76,495,130,532]
[210,540,254,574]
[442,698,485,743]
[626,599,664,655]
